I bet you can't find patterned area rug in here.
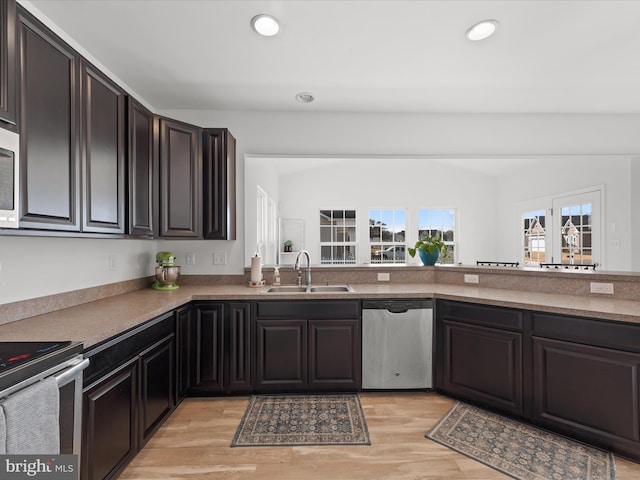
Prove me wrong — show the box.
[426,401,616,480]
[231,394,371,447]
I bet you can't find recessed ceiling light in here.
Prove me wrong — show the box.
[251,14,280,37]
[465,19,499,41]
[295,92,314,104]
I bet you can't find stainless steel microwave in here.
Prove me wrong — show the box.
[0,127,19,228]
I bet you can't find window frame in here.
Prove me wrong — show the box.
[319,208,358,265]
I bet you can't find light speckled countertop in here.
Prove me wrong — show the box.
[2,283,640,349]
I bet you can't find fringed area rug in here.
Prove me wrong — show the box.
[231,394,371,447]
[426,401,616,480]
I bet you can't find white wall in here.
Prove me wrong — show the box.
[495,156,633,270]
[631,157,640,271]
[0,236,156,304]
[273,157,498,266]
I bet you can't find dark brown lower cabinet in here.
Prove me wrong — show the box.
[175,305,193,403]
[440,319,524,415]
[255,319,307,391]
[308,319,360,390]
[82,312,175,480]
[138,335,174,447]
[227,302,252,392]
[191,303,225,393]
[253,300,361,393]
[189,302,252,395]
[82,359,137,480]
[532,336,640,458]
[436,299,640,462]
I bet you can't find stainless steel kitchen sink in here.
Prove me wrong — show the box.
[264,286,308,293]
[308,285,352,292]
[264,284,352,293]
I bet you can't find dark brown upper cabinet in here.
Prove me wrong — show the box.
[17,7,81,231]
[158,117,201,238]
[127,97,156,237]
[203,128,236,240]
[0,0,16,126]
[80,59,126,234]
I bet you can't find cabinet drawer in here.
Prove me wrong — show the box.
[532,312,640,353]
[83,312,174,386]
[437,300,524,331]
[256,300,360,319]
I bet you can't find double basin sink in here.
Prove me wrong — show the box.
[263,284,353,294]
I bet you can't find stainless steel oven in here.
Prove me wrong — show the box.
[0,127,19,229]
[0,342,89,456]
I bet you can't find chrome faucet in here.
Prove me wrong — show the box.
[294,250,312,286]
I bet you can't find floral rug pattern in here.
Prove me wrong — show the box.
[231,394,371,447]
[426,401,616,480]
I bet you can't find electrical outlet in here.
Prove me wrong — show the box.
[109,254,118,271]
[186,252,196,265]
[213,252,227,265]
[590,282,614,294]
[377,272,390,281]
[464,274,479,284]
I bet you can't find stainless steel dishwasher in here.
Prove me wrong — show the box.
[362,299,433,389]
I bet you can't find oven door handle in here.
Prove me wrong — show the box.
[55,358,89,387]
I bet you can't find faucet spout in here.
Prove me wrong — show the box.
[294,250,312,286]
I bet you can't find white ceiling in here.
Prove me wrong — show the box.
[26,0,640,114]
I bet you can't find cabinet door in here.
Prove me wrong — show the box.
[255,319,307,391]
[440,319,524,415]
[532,336,640,458]
[308,319,361,391]
[127,97,155,237]
[0,0,16,126]
[82,359,137,480]
[175,305,193,402]
[80,59,125,233]
[202,128,236,240]
[17,8,80,230]
[192,303,225,393]
[228,302,251,392]
[139,334,175,446]
[158,117,201,237]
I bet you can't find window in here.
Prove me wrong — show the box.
[320,209,356,264]
[418,209,456,264]
[256,186,278,265]
[523,209,546,265]
[369,209,406,264]
[520,188,601,267]
[559,203,593,265]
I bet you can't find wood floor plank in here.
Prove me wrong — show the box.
[119,392,640,479]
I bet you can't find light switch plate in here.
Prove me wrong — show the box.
[377,272,390,281]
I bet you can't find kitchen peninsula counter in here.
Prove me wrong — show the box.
[2,282,640,348]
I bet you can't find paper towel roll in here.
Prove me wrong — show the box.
[251,254,262,283]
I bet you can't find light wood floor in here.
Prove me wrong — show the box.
[121,392,640,479]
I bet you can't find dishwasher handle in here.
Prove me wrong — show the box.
[386,308,409,314]
[362,299,432,311]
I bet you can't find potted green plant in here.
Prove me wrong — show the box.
[283,239,294,252]
[408,237,449,266]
